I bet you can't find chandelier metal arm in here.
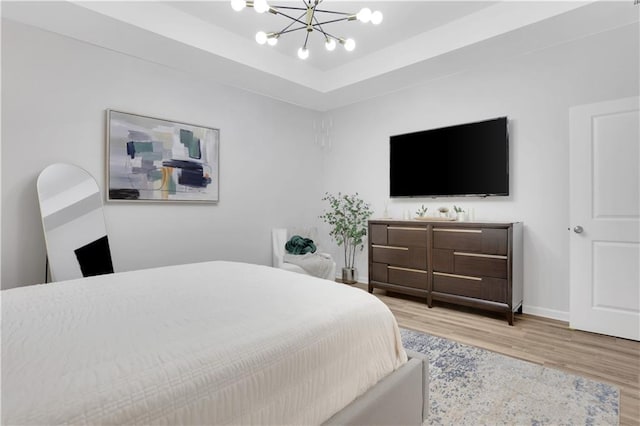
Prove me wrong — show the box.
[312,15,337,41]
[270,5,311,12]
[261,3,353,18]
[313,9,353,16]
[303,31,311,49]
[312,14,326,35]
[273,10,308,33]
[318,31,341,42]
[269,5,349,36]
[234,0,382,59]
[274,26,308,36]
[311,16,352,26]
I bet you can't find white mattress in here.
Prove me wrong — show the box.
[2,261,407,425]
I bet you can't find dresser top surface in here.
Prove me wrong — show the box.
[369,218,521,227]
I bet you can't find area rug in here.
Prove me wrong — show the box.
[400,328,619,425]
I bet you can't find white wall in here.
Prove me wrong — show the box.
[3,17,638,321]
[1,20,323,289]
[321,23,639,320]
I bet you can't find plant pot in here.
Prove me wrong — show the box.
[457,212,467,222]
[342,267,357,284]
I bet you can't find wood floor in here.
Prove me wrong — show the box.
[352,284,640,425]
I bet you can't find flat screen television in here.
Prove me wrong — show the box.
[390,117,509,197]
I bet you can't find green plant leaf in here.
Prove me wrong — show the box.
[320,192,373,268]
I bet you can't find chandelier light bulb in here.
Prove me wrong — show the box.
[325,38,336,51]
[255,31,268,45]
[344,38,356,52]
[230,0,246,12]
[297,47,309,60]
[357,7,372,23]
[237,2,380,59]
[371,10,383,25]
[254,0,269,13]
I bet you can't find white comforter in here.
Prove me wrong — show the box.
[2,261,407,425]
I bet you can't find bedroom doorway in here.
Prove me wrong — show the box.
[569,96,639,341]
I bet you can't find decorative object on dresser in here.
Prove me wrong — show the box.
[320,192,373,284]
[368,219,523,325]
[437,206,450,218]
[415,205,428,218]
[453,205,466,221]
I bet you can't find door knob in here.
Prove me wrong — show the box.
[573,226,584,234]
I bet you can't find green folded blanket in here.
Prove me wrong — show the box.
[285,235,317,255]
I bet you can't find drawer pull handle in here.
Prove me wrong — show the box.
[433,228,482,234]
[454,252,508,260]
[387,226,427,231]
[388,266,427,274]
[433,272,482,281]
[372,245,409,251]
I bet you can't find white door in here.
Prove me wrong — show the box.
[569,97,639,341]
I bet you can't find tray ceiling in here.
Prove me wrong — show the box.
[2,1,637,110]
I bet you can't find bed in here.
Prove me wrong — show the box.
[2,261,427,425]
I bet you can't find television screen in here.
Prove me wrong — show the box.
[390,117,509,197]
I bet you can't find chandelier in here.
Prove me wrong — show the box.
[230,0,383,60]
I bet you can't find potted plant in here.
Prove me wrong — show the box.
[453,205,466,221]
[320,192,373,284]
[416,205,428,219]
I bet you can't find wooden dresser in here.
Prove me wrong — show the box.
[368,219,523,325]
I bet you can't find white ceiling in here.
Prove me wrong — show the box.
[168,1,498,71]
[2,1,638,111]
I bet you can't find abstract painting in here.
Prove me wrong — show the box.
[107,110,219,202]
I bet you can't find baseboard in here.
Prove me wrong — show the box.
[522,305,569,322]
[347,274,570,323]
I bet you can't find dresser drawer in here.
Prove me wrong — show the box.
[368,219,522,325]
[370,262,388,283]
[370,224,388,245]
[388,226,427,247]
[433,272,507,303]
[433,249,454,273]
[388,266,428,290]
[454,252,507,279]
[372,245,427,270]
[433,228,508,255]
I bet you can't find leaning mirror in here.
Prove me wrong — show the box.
[37,163,114,282]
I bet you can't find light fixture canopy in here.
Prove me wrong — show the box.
[230,0,383,60]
